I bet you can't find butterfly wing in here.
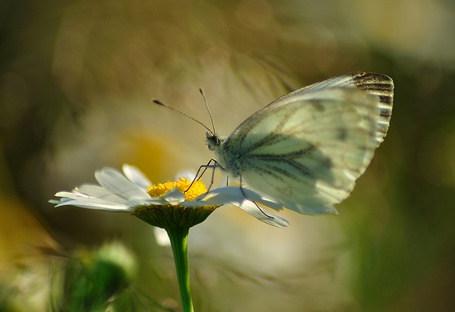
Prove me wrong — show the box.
[268,72,394,145]
[219,73,393,214]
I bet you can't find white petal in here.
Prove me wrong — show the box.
[235,201,290,228]
[54,195,127,206]
[181,186,289,227]
[55,189,90,198]
[162,189,185,205]
[153,227,171,246]
[77,184,129,204]
[54,191,92,200]
[54,199,131,211]
[95,168,150,200]
[122,164,152,188]
[125,197,169,206]
[196,186,283,210]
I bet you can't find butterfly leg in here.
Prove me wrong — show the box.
[238,175,274,220]
[185,158,221,194]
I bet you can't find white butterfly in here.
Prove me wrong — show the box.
[205,72,394,214]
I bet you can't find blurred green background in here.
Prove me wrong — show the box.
[1,0,455,311]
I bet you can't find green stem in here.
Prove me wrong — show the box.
[165,226,194,312]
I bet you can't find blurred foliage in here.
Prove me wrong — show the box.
[1,0,455,311]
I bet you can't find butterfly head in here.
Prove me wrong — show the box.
[206,132,225,151]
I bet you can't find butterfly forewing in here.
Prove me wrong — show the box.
[268,72,394,145]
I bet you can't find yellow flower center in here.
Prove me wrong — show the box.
[147,177,207,201]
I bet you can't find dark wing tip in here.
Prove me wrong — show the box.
[350,72,394,145]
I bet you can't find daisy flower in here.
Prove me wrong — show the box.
[51,164,289,228]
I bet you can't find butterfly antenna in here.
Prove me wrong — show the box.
[152,99,213,133]
[199,88,216,135]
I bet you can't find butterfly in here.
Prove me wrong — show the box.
[205,72,394,214]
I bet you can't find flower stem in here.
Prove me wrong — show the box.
[165,226,194,312]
